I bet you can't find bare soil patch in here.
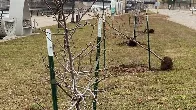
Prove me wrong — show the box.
[109,64,149,75]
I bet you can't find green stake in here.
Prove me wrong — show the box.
[129,15,131,26]
[102,0,106,69]
[103,14,106,68]
[146,15,151,70]
[93,17,102,110]
[46,29,58,110]
[133,15,137,40]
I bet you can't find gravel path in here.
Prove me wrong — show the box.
[150,9,196,30]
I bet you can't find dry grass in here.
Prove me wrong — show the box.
[0,13,196,109]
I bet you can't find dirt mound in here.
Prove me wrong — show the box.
[109,64,149,74]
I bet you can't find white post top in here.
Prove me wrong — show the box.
[98,18,103,38]
[146,15,149,21]
[46,29,54,56]
[103,14,105,22]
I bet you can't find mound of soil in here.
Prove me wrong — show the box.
[117,41,128,46]
[109,64,149,74]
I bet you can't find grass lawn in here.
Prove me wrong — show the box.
[0,13,196,110]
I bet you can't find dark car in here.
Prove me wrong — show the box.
[125,0,137,13]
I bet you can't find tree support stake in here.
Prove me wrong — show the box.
[46,29,58,110]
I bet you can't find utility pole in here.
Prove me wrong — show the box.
[71,0,75,23]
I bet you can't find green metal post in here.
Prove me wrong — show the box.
[146,16,151,70]
[103,21,106,68]
[146,7,148,15]
[129,15,131,26]
[133,15,137,40]
[46,29,58,110]
[93,18,102,110]
[102,0,106,68]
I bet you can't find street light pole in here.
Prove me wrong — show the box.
[71,0,75,23]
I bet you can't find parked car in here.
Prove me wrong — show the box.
[125,0,147,13]
[143,0,156,4]
[190,7,196,11]
[91,0,111,12]
[125,0,137,13]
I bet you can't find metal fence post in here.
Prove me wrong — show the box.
[46,29,58,110]
[93,17,102,110]
[146,16,151,70]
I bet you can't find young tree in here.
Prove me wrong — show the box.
[43,0,108,109]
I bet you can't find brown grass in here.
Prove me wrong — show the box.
[0,13,196,109]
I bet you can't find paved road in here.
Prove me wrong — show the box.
[150,9,196,30]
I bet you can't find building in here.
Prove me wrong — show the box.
[0,0,9,9]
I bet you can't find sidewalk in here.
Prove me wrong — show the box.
[31,12,94,28]
[150,9,196,30]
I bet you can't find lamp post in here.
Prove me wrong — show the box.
[71,0,75,23]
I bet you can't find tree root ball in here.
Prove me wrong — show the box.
[149,29,154,33]
[128,40,137,47]
[161,56,173,70]
[143,29,155,34]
